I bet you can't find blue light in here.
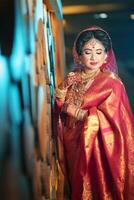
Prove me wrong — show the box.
[10,0,26,81]
[34,0,44,34]
[0,56,10,159]
[99,13,108,19]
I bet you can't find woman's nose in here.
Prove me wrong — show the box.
[90,53,95,60]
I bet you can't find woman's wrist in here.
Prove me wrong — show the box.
[62,103,88,121]
[55,87,67,103]
[75,108,88,121]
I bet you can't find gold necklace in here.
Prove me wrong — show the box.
[81,69,100,83]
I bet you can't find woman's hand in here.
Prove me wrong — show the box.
[55,72,78,104]
[62,103,88,121]
[58,72,81,90]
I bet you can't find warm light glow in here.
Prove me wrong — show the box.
[62,5,92,15]
[130,14,134,20]
[62,3,130,15]
[62,19,66,26]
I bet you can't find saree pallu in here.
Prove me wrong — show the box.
[54,71,134,200]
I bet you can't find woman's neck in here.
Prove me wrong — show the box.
[83,67,100,75]
[81,68,100,81]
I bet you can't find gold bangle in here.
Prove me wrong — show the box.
[74,108,80,118]
[74,108,81,120]
[77,109,87,121]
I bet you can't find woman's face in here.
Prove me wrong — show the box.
[79,38,107,72]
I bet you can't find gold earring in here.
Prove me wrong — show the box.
[79,60,82,65]
[104,55,107,63]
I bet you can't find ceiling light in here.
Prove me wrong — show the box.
[130,14,134,20]
[99,13,108,18]
[94,13,108,19]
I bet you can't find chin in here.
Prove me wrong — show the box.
[87,66,100,70]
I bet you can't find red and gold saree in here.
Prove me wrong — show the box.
[54,26,134,200]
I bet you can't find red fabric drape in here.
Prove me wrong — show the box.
[55,71,134,200]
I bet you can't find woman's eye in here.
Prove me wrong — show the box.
[83,51,91,55]
[96,51,102,55]
[85,51,91,55]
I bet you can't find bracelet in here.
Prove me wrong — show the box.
[74,107,80,118]
[76,108,88,121]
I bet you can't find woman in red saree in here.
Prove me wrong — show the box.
[54,26,134,200]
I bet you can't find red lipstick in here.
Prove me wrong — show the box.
[90,62,98,65]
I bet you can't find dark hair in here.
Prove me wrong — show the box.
[75,30,111,55]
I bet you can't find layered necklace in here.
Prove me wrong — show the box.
[67,68,100,107]
[81,68,100,85]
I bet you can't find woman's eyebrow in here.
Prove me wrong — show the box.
[83,48,104,51]
[83,48,92,51]
[96,48,103,51]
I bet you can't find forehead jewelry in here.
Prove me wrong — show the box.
[89,38,97,48]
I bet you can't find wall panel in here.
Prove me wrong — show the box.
[0,0,65,199]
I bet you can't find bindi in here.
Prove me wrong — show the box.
[88,38,97,48]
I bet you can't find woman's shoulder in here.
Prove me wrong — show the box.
[97,71,125,93]
[58,70,81,89]
[101,71,123,85]
[67,71,78,78]
[67,69,81,76]
[66,70,82,82]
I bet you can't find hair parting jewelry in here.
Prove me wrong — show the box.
[88,37,97,48]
